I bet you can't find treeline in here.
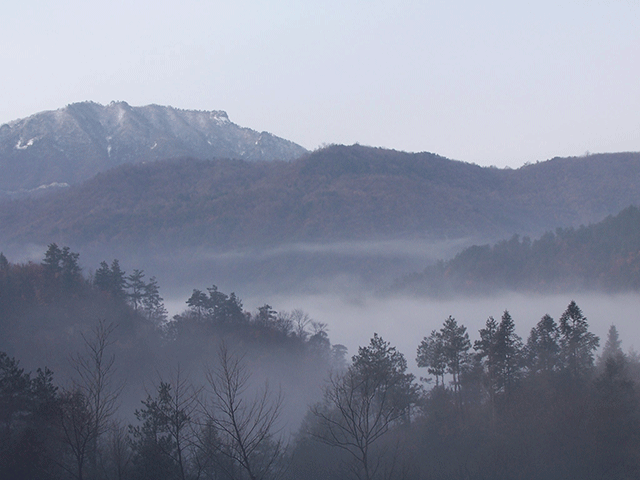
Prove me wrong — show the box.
[396,205,640,295]
[292,303,640,480]
[0,245,342,372]
[2,246,640,479]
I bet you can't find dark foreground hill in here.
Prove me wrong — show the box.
[0,101,307,195]
[1,146,640,252]
[394,205,640,296]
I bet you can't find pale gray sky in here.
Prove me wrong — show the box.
[2,0,639,167]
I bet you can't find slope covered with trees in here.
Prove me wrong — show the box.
[0,246,343,441]
[395,205,640,295]
[1,146,639,251]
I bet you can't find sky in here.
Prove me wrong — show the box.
[2,0,639,168]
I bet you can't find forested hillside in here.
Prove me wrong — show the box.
[0,245,342,438]
[2,246,640,479]
[1,146,639,250]
[395,205,640,295]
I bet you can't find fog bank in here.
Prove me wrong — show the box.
[250,291,640,373]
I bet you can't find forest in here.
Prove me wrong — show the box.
[1,245,640,480]
[395,205,640,296]
[3,148,640,251]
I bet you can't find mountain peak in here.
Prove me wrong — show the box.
[0,102,307,194]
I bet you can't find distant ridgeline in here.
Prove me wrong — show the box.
[1,145,640,249]
[395,205,640,296]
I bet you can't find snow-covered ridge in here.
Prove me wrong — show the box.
[0,101,308,194]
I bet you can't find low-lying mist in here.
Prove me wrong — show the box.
[251,290,640,373]
[9,238,639,376]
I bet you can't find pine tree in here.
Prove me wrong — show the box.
[142,277,167,323]
[127,269,146,312]
[559,301,599,378]
[441,316,471,405]
[526,314,561,375]
[599,324,624,366]
[94,261,112,292]
[42,243,63,276]
[493,310,523,394]
[109,260,127,299]
[60,246,81,289]
[417,329,446,386]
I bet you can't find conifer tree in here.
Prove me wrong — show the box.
[526,314,561,375]
[559,301,599,378]
[127,269,146,312]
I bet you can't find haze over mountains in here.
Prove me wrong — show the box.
[1,102,640,295]
[0,101,307,195]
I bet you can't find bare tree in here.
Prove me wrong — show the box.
[158,368,202,480]
[201,343,285,480]
[60,320,123,480]
[310,334,417,480]
[100,421,133,480]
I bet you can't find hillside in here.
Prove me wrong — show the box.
[0,146,639,252]
[394,205,640,296]
[0,101,307,195]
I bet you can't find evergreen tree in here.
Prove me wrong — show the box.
[0,252,9,271]
[185,285,245,324]
[142,277,168,323]
[94,259,127,299]
[474,316,500,410]
[589,354,640,478]
[256,304,277,328]
[94,261,112,292]
[127,269,146,312]
[109,259,127,299]
[559,301,599,378]
[186,289,209,319]
[416,329,446,386]
[311,334,418,480]
[60,246,81,289]
[42,243,63,276]
[440,316,471,406]
[129,383,182,480]
[0,352,60,480]
[600,324,624,364]
[492,310,523,394]
[526,314,561,375]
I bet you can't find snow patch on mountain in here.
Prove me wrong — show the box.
[15,137,36,150]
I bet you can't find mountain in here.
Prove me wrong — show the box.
[0,101,307,195]
[1,145,639,251]
[393,205,640,295]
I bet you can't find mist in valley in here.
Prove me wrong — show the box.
[78,238,640,371]
[9,237,640,374]
[4,236,640,479]
[257,289,640,372]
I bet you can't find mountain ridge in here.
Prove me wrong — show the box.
[1,145,639,251]
[0,101,308,194]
